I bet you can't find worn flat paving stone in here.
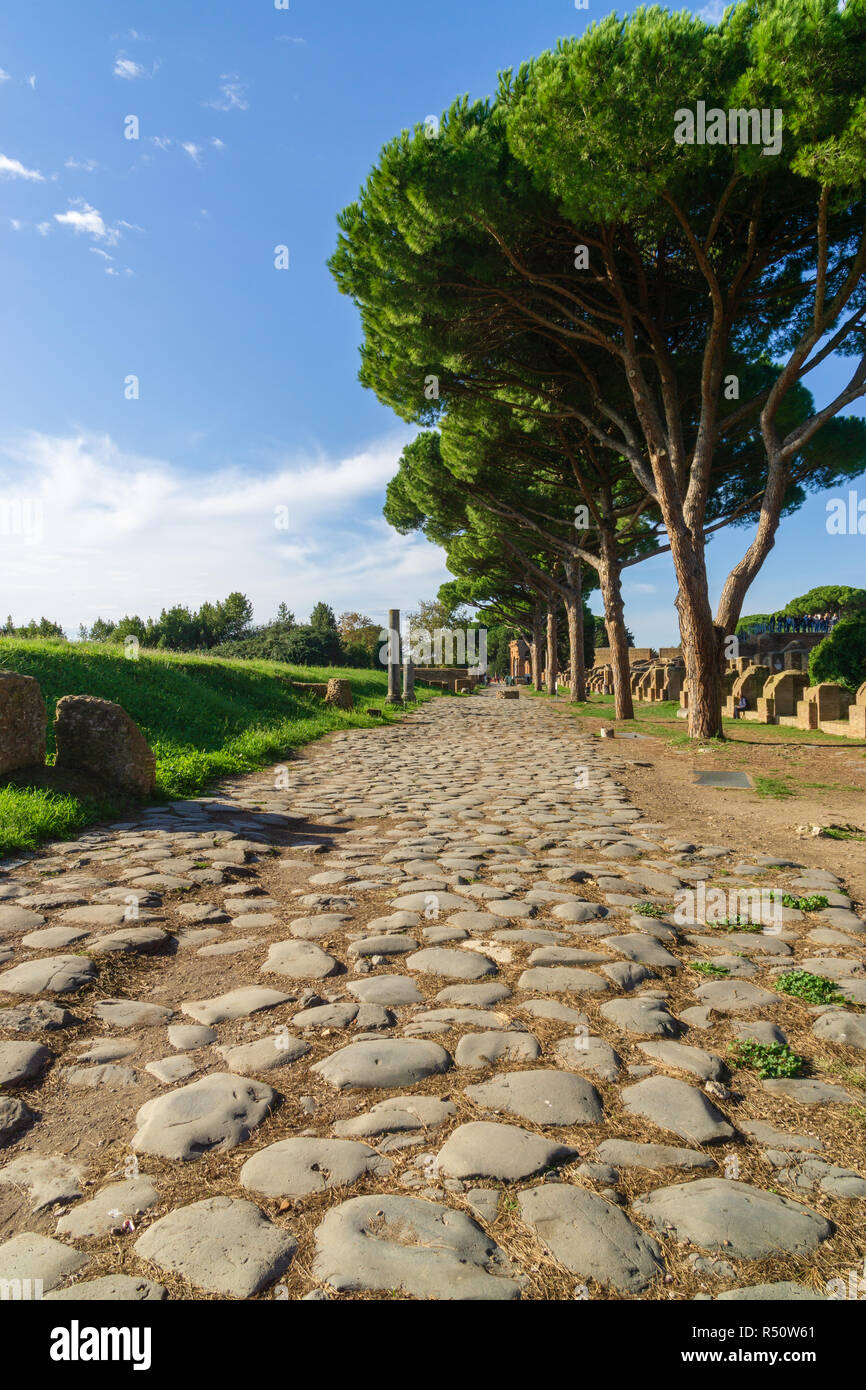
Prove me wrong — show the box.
[312,1194,521,1300]
[134,1196,296,1297]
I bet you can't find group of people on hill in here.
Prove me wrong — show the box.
[746,612,840,636]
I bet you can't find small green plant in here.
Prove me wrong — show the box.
[729,1040,805,1080]
[773,892,829,912]
[822,824,866,842]
[634,902,669,918]
[711,916,762,931]
[689,961,730,977]
[754,775,795,799]
[775,970,844,1006]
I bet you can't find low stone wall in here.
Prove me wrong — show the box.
[0,670,46,776]
[54,695,157,794]
[292,682,329,700]
[414,667,483,693]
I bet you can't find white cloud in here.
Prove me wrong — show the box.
[624,581,657,595]
[0,69,10,83]
[698,1,727,21]
[54,199,117,244]
[0,153,44,182]
[0,429,448,631]
[114,55,151,80]
[65,157,100,172]
[36,221,51,236]
[9,218,21,230]
[211,137,225,150]
[150,136,172,151]
[89,246,113,261]
[182,142,202,164]
[205,75,248,111]
[276,36,306,45]
[26,74,36,88]
[53,201,141,249]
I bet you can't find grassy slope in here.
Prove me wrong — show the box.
[0,640,441,854]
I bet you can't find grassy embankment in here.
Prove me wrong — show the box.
[0,640,442,855]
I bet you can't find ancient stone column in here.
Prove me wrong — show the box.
[402,653,415,702]
[385,608,403,705]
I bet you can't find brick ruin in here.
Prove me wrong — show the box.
[0,675,158,796]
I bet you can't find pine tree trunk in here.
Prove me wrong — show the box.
[598,536,634,721]
[546,600,559,696]
[674,547,725,740]
[531,603,543,691]
[564,560,586,702]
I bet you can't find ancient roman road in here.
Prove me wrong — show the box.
[0,691,864,1300]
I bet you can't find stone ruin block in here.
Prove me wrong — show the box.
[795,683,854,731]
[324,679,353,711]
[0,670,46,776]
[724,664,770,718]
[756,670,809,722]
[54,695,156,795]
[847,682,866,737]
[782,648,809,671]
[292,682,328,700]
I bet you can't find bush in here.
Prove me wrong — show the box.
[809,615,866,691]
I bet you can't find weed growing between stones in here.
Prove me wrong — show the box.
[774,892,830,912]
[729,1040,806,1080]
[775,970,846,1006]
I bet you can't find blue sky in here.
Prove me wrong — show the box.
[0,0,863,644]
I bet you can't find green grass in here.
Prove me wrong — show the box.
[0,639,443,856]
[557,692,857,744]
[774,969,845,1006]
[689,961,730,976]
[753,775,796,799]
[729,1040,806,1079]
[633,902,671,918]
[0,783,126,852]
